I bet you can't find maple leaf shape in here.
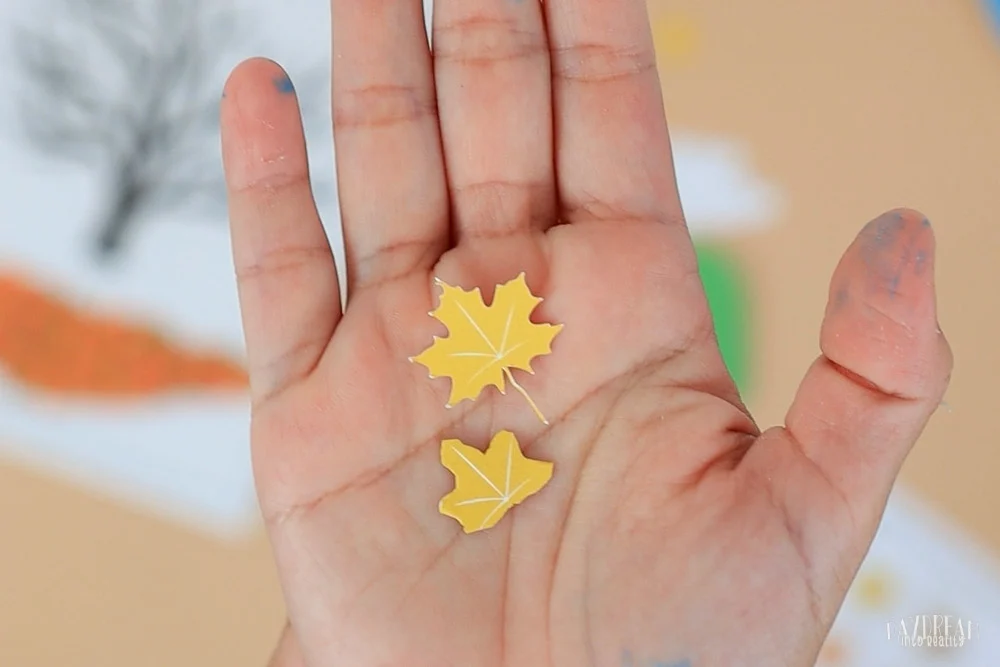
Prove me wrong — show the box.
[410,273,562,423]
[438,430,553,533]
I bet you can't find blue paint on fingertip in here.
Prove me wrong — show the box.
[273,74,295,94]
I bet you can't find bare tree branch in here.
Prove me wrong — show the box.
[15,0,331,260]
[13,0,241,258]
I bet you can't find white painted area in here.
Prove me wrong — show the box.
[0,0,949,560]
[1,4,997,660]
[0,0,337,537]
[0,374,254,537]
[830,487,1000,663]
[671,131,783,237]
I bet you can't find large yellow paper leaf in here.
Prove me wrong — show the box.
[439,430,553,533]
[410,273,562,423]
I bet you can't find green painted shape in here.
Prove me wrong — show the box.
[694,242,752,395]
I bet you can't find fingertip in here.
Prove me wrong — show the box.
[221,58,309,194]
[821,208,949,401]
[223,57,296,102]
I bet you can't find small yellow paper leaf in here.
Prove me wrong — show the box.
[410,272,562,423]
[439,430,553,533]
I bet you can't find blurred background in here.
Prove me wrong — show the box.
[0,0,998,664]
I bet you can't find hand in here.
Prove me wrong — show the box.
[219,0,951,664]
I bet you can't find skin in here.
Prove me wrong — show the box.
[219,0,952,665]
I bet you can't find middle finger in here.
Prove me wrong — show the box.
[433,0,556,244]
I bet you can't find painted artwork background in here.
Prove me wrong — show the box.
[0,0,776,538]
[1,0,999,664]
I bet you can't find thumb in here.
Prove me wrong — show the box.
[783,208,952,535]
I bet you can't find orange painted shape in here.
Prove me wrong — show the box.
[0,271,247,397]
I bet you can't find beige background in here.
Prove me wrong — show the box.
[2,0,999,664]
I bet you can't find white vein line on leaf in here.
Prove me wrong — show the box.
[455,300,498,355]
[466,342,527,384]
[479,501,508,531]
[478,479,532,529]
[451,445,504,497]
[504,368,548,424]
[499,303,515,356]
[454,496,504,507]
[507,479,529,501]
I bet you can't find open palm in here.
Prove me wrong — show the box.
[220,1,951,665]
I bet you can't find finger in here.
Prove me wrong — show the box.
[222,59,340,406]
[433,0,556,242]
[785,209,952,526]
[543,0,683,225]
[333,0,449,294]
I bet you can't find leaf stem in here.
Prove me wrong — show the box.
[503,368,547,425]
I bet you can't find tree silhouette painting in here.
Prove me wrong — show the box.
[14,0,242,259]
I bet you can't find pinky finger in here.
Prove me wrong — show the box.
[221,58,341,407]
